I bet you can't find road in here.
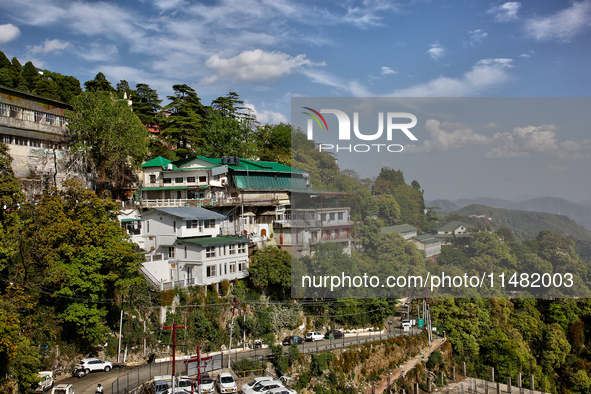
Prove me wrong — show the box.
[57,312,422,394]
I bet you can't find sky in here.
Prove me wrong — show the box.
[0,0,590,201]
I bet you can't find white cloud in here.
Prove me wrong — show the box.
[405,119,491,153]
[487,2,521,22]
[76,44,119,62]
[0,23,20,44]
[302,69,372,96]
[244,103,288,125]
[201,49,323,85]
[27,39,71,54]
[380,66,397,75]
[389,58,513,97]
[519,53,530,58]
[485,125,560,158]
[468,29,488,46]
[524,1,591,42]
[483,122,498,129]
[426,41,445,61]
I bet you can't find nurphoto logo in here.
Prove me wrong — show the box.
[303,106,418,153]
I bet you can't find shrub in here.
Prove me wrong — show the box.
[232,358,263,374]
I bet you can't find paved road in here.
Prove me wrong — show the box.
[57,312,423,394]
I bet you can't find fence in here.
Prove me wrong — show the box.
[110,326,440,394]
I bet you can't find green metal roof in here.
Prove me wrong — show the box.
[412,234,440,244]
[431,220,469,232]
[141,157,172,168]
[141,186,188,191]
[380,224,418,235]
[233,173,307,190]
[195,156,308,174]
[179,236,247,247]
[120,218,140,222]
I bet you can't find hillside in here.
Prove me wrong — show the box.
[452,204,591,242]
[426,199,459,212]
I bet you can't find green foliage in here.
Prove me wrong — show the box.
[310,352,335,376]
[83,72,115,92]
[131,83,162,126]
[197,107,258,158]
[232,358,263,374]
[22,61,40,91]
[161,84,206,159]
[248,247,291,298]
[426,351,443,370]
[66,91,149,198]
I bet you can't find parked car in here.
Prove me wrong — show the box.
[401,319,411,329]
[241,376,273,393]
[324,330,344,340]
[305,331,323,342]
[216,372,237,393]
[154,380,170,394]
[35,371,54,392]
[176,376,192,389]
[75,358,113,374]
[51,384,75,394]
[198,373,215,394]
[263,388,298,394]
[282,336,305,346]
[243,380,284,394]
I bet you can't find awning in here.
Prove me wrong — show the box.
[141,186,188,191]
[120,218,140,222]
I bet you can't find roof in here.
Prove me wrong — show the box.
[141,157,172,168]
[120,218,140,222]
[195,156,308,174]
[180,236,246,247]
[381,224,418,235]
[145,207,226,220]
[412,234,441,244]
[431,220,469,232]
[233,173,307,190]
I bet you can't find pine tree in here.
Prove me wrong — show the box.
[161,84,206,159]
[83,72,115,92]
[0,51,11,70]
[131,83,162,126]
[9,57,22,87]
[22,61,40,92]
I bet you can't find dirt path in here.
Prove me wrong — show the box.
[368,337,447,393]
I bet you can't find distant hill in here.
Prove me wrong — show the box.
[452,204,591,242]
[445,196,591,231]
[580,199,591,208]
[426,199,460,212]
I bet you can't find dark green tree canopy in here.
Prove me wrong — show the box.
[84,72,115,92]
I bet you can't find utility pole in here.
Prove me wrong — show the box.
[163,322,186,394]
[227,297,240,369]
[118,310,123,363]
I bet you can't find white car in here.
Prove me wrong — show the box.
[241,376,273,393]
[35,371,54,392]
[401,319,411,329]
[216,372,237,393]
[305,332,323,342]
[52,384,75,394]
[198,373,215,394]
[243,381,284,394]
[75,358,113,373]
[263,388,298,394]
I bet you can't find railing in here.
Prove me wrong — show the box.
[0,102,66,127]
[139,267,161,289]
[141,197,281,208]
[145,253,167,262]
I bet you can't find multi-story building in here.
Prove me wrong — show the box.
[132,207,249,291]
[0,84,71,195]
[274,191,353,257]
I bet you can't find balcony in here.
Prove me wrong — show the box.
[309,233,352,244]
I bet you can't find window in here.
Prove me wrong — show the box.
[187,176,196,183]
[214,175,220,181]
[184,246,188,258]
[330,213,335,220]
[186,220,199,229]
[173,221,176,233]
[146,221,150,233]
[204,219,216,228]
[163,178,171,184]
[229,263,236,273]
[199,176,207,183]
[175,177,183,183]
[206,246,216,258]
[206,265,216,277]
[229,245,236,255]
[338,212,343,220]
[238,244,246,254]
[169,246,175,258]
[238,261,246,272]
[149,174,156,183]
[224,263,227,275]
[1,135,12,144]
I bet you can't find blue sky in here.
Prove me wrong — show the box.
[0,0,590,201]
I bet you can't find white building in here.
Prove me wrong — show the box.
[134,207,249,291]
